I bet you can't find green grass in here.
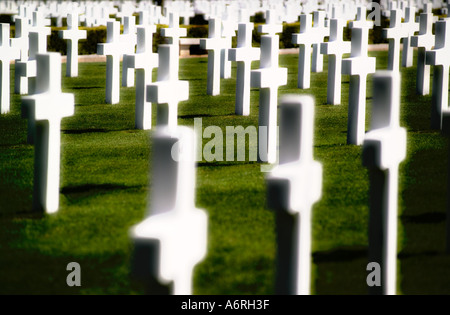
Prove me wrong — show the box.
[0,51,449,295]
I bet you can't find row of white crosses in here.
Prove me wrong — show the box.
[411,3,435,96]
[384,5,419,71]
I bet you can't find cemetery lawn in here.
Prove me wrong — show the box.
[0,51,449,295]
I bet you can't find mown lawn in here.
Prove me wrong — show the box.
[0,50,449,294]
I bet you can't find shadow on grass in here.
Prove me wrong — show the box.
[399,141,450,294]
[0,245,137,294]
[63,128,109,135]
[179,113,237,119]
[313,246,368,295]
[62,184,144,202]
[197,161,260,168]
[71,86,103,90]
[401,212,446,224]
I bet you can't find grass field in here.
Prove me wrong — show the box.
[0,50,449,295]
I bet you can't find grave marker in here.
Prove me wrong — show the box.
[426,18,450,129]
[342,6,376,145]
[147,44,189,129]
[97,21,125,104]
[266,95,322,295]
[11,17,29,94]
[251,11,287,163]
[384,9,405,71]
[130,127,208,295]
[311,11,329,73]
[411,3,435,95]
[0,23,20,114]
[292,13,313,89]
[125,25,159,130]
[200,17,225,96]
[59,10,87,77]
[121,16,137,87]
[363,71,407,295]
[229,23,260,116]
[320,18,351,105]
[21,53,75,214]
[401,6,419,68]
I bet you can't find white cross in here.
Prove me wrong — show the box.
[161,12,187,47]
[200,17,226,96]
[311,11,329,73]
[130,127,208,295]
[426,18,450,129]
[251,23,287,164]
[139,10,149,25]
[220,18,237,79]
[259,10,282,36]
[11,16,28,63]
[0,23,19,114]
[401,6,420,68]
[384,9,405,71]
[125,25,159,130]
[320,18,351,105]
[266,95,322,295]
[363,71,407,295]
[411,3,435,95]
[342,6,377,145]
[292,13,314,89]
[97,20,126,104]
[147,44,189,129]
[121,15,137,87]
[21,53,75,214]
[18,10,51,96]
[59,10,87,77]
[229,23,260,116]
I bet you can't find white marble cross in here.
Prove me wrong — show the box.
[320,18,351,105]
[97,20,125,104]
[11,17,29,94]
[147,44,189,129]
[220,19,237,79]
[17,10,51,96]
[121,15,137,87]
[229,23,260,116]
[161,12,187,47]
[125,25,159,130]
[411,3,435,95]
[0,23,19,114]
[259,10,282,36]
[200,17,226,96]
[384,9,405,71]
[59,10,87,77]
[21,53,75,214]
[311,11,329,73]
[130,126,208,295]
[342,6,376,145]
[401,6,420,68]
[426,18,450,129]
[292,13,314,89]
[139,10,149,26]
[251,12,287,164]
[266,94,322,295]
[363,71,407,295]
